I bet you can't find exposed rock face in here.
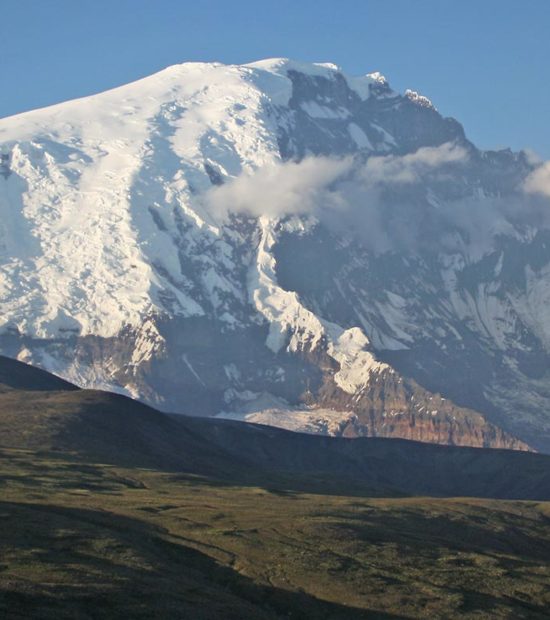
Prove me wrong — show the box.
[0,59,549,450]
[315,367,529,450]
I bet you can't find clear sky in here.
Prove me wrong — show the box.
[2,0,549,157]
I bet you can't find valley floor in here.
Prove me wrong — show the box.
[0,448,549,619]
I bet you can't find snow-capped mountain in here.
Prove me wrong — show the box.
[0,58,548,450]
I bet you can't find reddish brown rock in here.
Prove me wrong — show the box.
[311,366,531,451]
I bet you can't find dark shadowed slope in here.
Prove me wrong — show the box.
[1,355,550,500]
[0,355,77,392]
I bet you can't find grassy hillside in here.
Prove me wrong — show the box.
[1,448,550,619]
[0,356,550,617]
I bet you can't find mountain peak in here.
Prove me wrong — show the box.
[244,57,389,101]
[405,88,436,110]
[245,57,341,75]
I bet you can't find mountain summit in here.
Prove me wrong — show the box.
[0,59,547,450]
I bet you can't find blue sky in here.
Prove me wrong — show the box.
[2,0,549,156]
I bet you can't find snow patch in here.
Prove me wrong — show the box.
[216,389,356,436]
[405,89,436,110]
[348,123,372,149]
[300,102,351,120]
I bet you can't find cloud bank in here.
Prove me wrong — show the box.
[203,142,468,220]
[357,142,468,186]
[201,142,550,255]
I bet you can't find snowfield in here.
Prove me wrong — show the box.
[0,59,384,339]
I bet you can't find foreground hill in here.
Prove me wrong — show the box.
[0,356,549,499]
[0,358,550,618]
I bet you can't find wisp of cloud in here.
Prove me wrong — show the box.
[201,142,550,255]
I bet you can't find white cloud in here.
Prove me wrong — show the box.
[203,156,353,219]
[522,148,543,167]
[202,142,469,222]
[199,143,550,257]
[524,161,550,197]
[359,142,468,186]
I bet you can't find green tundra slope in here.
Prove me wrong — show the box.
[0,356,549,618]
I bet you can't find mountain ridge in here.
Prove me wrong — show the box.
[0,354,548,500]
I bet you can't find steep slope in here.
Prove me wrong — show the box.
[0,355,77,392]
[0,356,548,500]
[0,59,548,449]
